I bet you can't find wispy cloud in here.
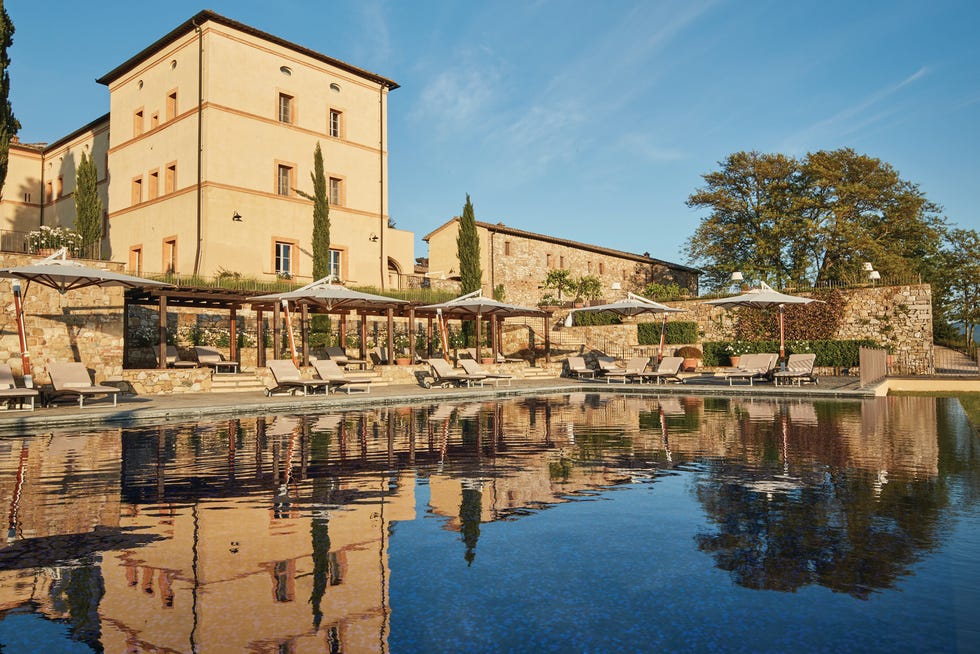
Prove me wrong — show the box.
[409,57,502,137]
[780,66,931,151]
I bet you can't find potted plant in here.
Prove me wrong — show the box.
[725,340,751,367]
[675,346,702,372]
[394,333,411,365]
[26,225,83,256]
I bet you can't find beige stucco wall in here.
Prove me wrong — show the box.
[1,144,43,235]
[101,17,410,285]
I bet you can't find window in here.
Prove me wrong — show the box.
[129,246,143,274]
[165,163,177,193]
[277,165,293,196]
[559,255,565,268]
[328,249,342,280]
[329,177,342,205]
[504,240,511,256]
[132,177,143,205]
[278,93,293,123]
[329,109,342,137]
[56,176,63,199]
[23,192,30,203]
[599,262,605,275]
[151,112,159,129]
[163,237,177,274]
[546,253,553,268]
[45,181,52,202]
[148,170,159,200]
[275,241,293,277]
[134,109,144,136]
[166,91,178,121]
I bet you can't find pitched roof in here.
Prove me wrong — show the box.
[96,10,399,90]
[424,218,699,274]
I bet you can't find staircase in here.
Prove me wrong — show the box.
[209,372,268,394]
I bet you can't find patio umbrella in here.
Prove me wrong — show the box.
[251,276,408,363]
[0,248,173,387]
[565,292,685,362]
[703,281,822,358]
[418,290,546,361]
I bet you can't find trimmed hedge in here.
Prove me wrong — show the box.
[702,339,880,367]
[638,321,699,346]
[571,311,622,326]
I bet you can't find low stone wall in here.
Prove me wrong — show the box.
[121,368,214,395]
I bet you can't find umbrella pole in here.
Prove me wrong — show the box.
[658,313,667,363]
[437,309,450,361]
[779,304,785,359]
[11,281,33,388]
[475,311,482,361]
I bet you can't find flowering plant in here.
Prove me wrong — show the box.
[724,340,753,356]
[27,225,82,253]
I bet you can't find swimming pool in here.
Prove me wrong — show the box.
[0,393,977,652]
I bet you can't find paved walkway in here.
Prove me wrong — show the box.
[0,373,875,434]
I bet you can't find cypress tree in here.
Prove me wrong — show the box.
[74,151,103,257]
[310,142,330,280]
[457,194,482,294]
[0,1,20,201]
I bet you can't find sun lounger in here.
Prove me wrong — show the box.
[566,356,596,379]
[195,346,240,373]
[723,353,778,385]
[325,346,368,369]
[425,358,485,388]
[773,353,818,386]
[0,364,39,411]
[602,356,650,384]
[634,356,685,384]
[167,345,198,368]
[266,359,332,396]
[459,358,513,386]
[313,359,373,393]
[46,362,120,408]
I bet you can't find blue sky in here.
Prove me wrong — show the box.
[7,1,979,266]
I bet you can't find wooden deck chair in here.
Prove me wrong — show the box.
[634,356,685,384]
[425,358,485,388]
[266,359,332,396]
[0,364,39,411]
[459,358,513,387]
[194,347,240,373]
[774,353,818,386]
[566,356,596,379]
[313,359,374,394]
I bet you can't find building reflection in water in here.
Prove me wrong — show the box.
[0,393,976,651]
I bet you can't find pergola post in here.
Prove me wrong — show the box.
[491,316,499,362]
[427,316,434,358]
[256,308,266,368]
[408,307,416,362]
[360,313,368,361]
[386,308,394,364]
[544,313,551,363]
[339,313,347,354]
[157,295,167,370]
[229,306,239,364]
[273,302,281,360]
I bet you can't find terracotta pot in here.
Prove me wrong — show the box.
[481,358,494,365]
[682,358,700,372]
[395,357,411,366]
[729,356,741,367]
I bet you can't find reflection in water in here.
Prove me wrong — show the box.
[0,395,977,652]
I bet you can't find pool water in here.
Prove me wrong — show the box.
[0,394,978,653]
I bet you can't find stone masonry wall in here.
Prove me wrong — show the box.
[1,253,126,386]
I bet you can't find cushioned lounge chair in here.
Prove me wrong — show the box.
[325,346,368,369]
[313,359,373,393]
[602,356,650,384]
[167,345,198,368]
[266,359,332,396]
[773,353,818,386]
[425,358,485,388]
[459,358,513,387]
[723,353,778,386]
[46,362,120,408]
[566,356,596,379]
[0,364,39,411]
[195,346,240,373]
[634,356,685,384]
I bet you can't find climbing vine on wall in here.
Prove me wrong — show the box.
[734,289,846,341]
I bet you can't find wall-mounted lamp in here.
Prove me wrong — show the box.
[863,262,874,272]
[731,271,744,282]
[232,211,243,222]
[369,233,379,242]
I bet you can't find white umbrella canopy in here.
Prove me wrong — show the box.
[565,292,685,361]
[0,249,174,294]
[250,277,408,311]
[703,281,822,358]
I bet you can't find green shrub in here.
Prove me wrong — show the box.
[638,321,699,345]
[571,311,622,326]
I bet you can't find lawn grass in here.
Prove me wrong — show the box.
[890,391,980,432]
